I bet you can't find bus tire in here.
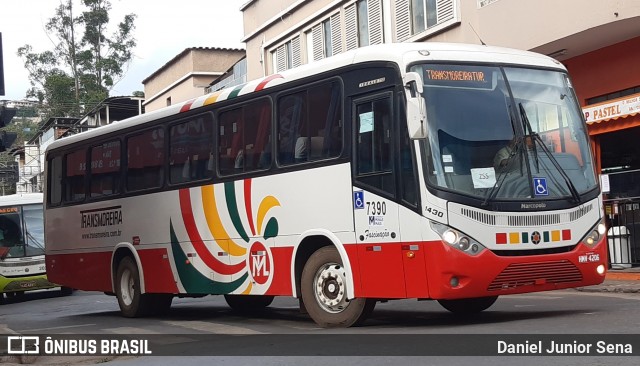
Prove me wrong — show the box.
[301,246,375,328]
[115,256,152,317]
[60,287,74,296]
[224,294,274,313]
[438,296,498,314]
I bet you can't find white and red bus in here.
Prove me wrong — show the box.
[44,43,606,327]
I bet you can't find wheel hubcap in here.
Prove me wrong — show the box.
[314,263,348,313]
[120,269,134,306]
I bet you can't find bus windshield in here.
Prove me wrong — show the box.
[0,204,45,259]
[412,64,597,202]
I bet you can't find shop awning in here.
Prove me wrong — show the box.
[583,93,640,124]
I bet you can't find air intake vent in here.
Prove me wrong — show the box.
[488,260,582,291]
[461,208,496,225]
[508,214,561,226]
[570,204,593,221]
[461,203,594,227]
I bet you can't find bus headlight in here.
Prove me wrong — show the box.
[430,221,485,256]
[581,219,606,247]
[442,230,458,245]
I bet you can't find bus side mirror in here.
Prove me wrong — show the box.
[403,72,428,139]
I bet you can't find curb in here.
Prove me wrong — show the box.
[605,272,640,281]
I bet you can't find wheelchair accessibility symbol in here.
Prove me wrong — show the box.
[534,178,549,196]
[354,191,365,209]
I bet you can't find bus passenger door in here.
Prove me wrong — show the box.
[353,94,406,299]
[396,100,430,299]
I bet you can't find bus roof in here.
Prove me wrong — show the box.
[46,42,565,152]
[0,193,44,206]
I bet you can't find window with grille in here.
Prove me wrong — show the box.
[271,36,301,73]
[345,0,384,50]
[395,0,455,42]
[308,12,342,62]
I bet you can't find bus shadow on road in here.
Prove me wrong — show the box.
[64,296,596,331]
[0,288,70,305]
[363,307,586,328]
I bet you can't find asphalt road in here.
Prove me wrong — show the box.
[2,288,640,365]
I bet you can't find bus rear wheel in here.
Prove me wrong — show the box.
[438,296,498,314]
[301,246,375,328]
[115,256,153,317]
[224,294,274,313]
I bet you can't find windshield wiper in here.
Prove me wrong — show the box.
[518,103,581,203]
[26,232,44,249]
[519,104,539,171]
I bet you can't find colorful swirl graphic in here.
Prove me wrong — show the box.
[171,179,280,294]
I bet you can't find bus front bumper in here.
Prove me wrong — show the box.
[424,237,608,300]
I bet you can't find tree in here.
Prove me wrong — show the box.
[17,0,136,118]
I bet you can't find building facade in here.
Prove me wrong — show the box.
[142,47,245,112]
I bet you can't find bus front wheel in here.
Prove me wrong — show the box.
[115,256,152,317]
[438,296,498,314]
[301,246,375,327]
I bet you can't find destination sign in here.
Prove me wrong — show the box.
[420,65,494,89]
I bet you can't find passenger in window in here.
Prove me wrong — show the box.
[295,136,308,162]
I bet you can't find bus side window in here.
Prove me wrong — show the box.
[126,128,164,191]
[277,81,342,166]
[219,108,243,175]
[219,99,272,175]
[277,93,306,165]
[355,96,395,194]
[169,114,213,184]
[64,149,87,202]
[308,81,342,161]
[90,140,121,198]
[245,99,272,171]
[48,156,63,205]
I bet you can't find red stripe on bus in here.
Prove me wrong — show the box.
[264,246,294,296]
[244,179,256,236]
[180,99,195,113]
[255,74,283,91]
[138,248,180,293]
[46,252,112,292]
[179,189,245,275]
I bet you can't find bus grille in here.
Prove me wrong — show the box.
[487,260,582,291]
[461,203,593,227]
[0,259,45,267]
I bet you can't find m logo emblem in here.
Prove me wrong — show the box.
[249,242,271,285]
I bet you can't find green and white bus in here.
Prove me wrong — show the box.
[0,193,67,301]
